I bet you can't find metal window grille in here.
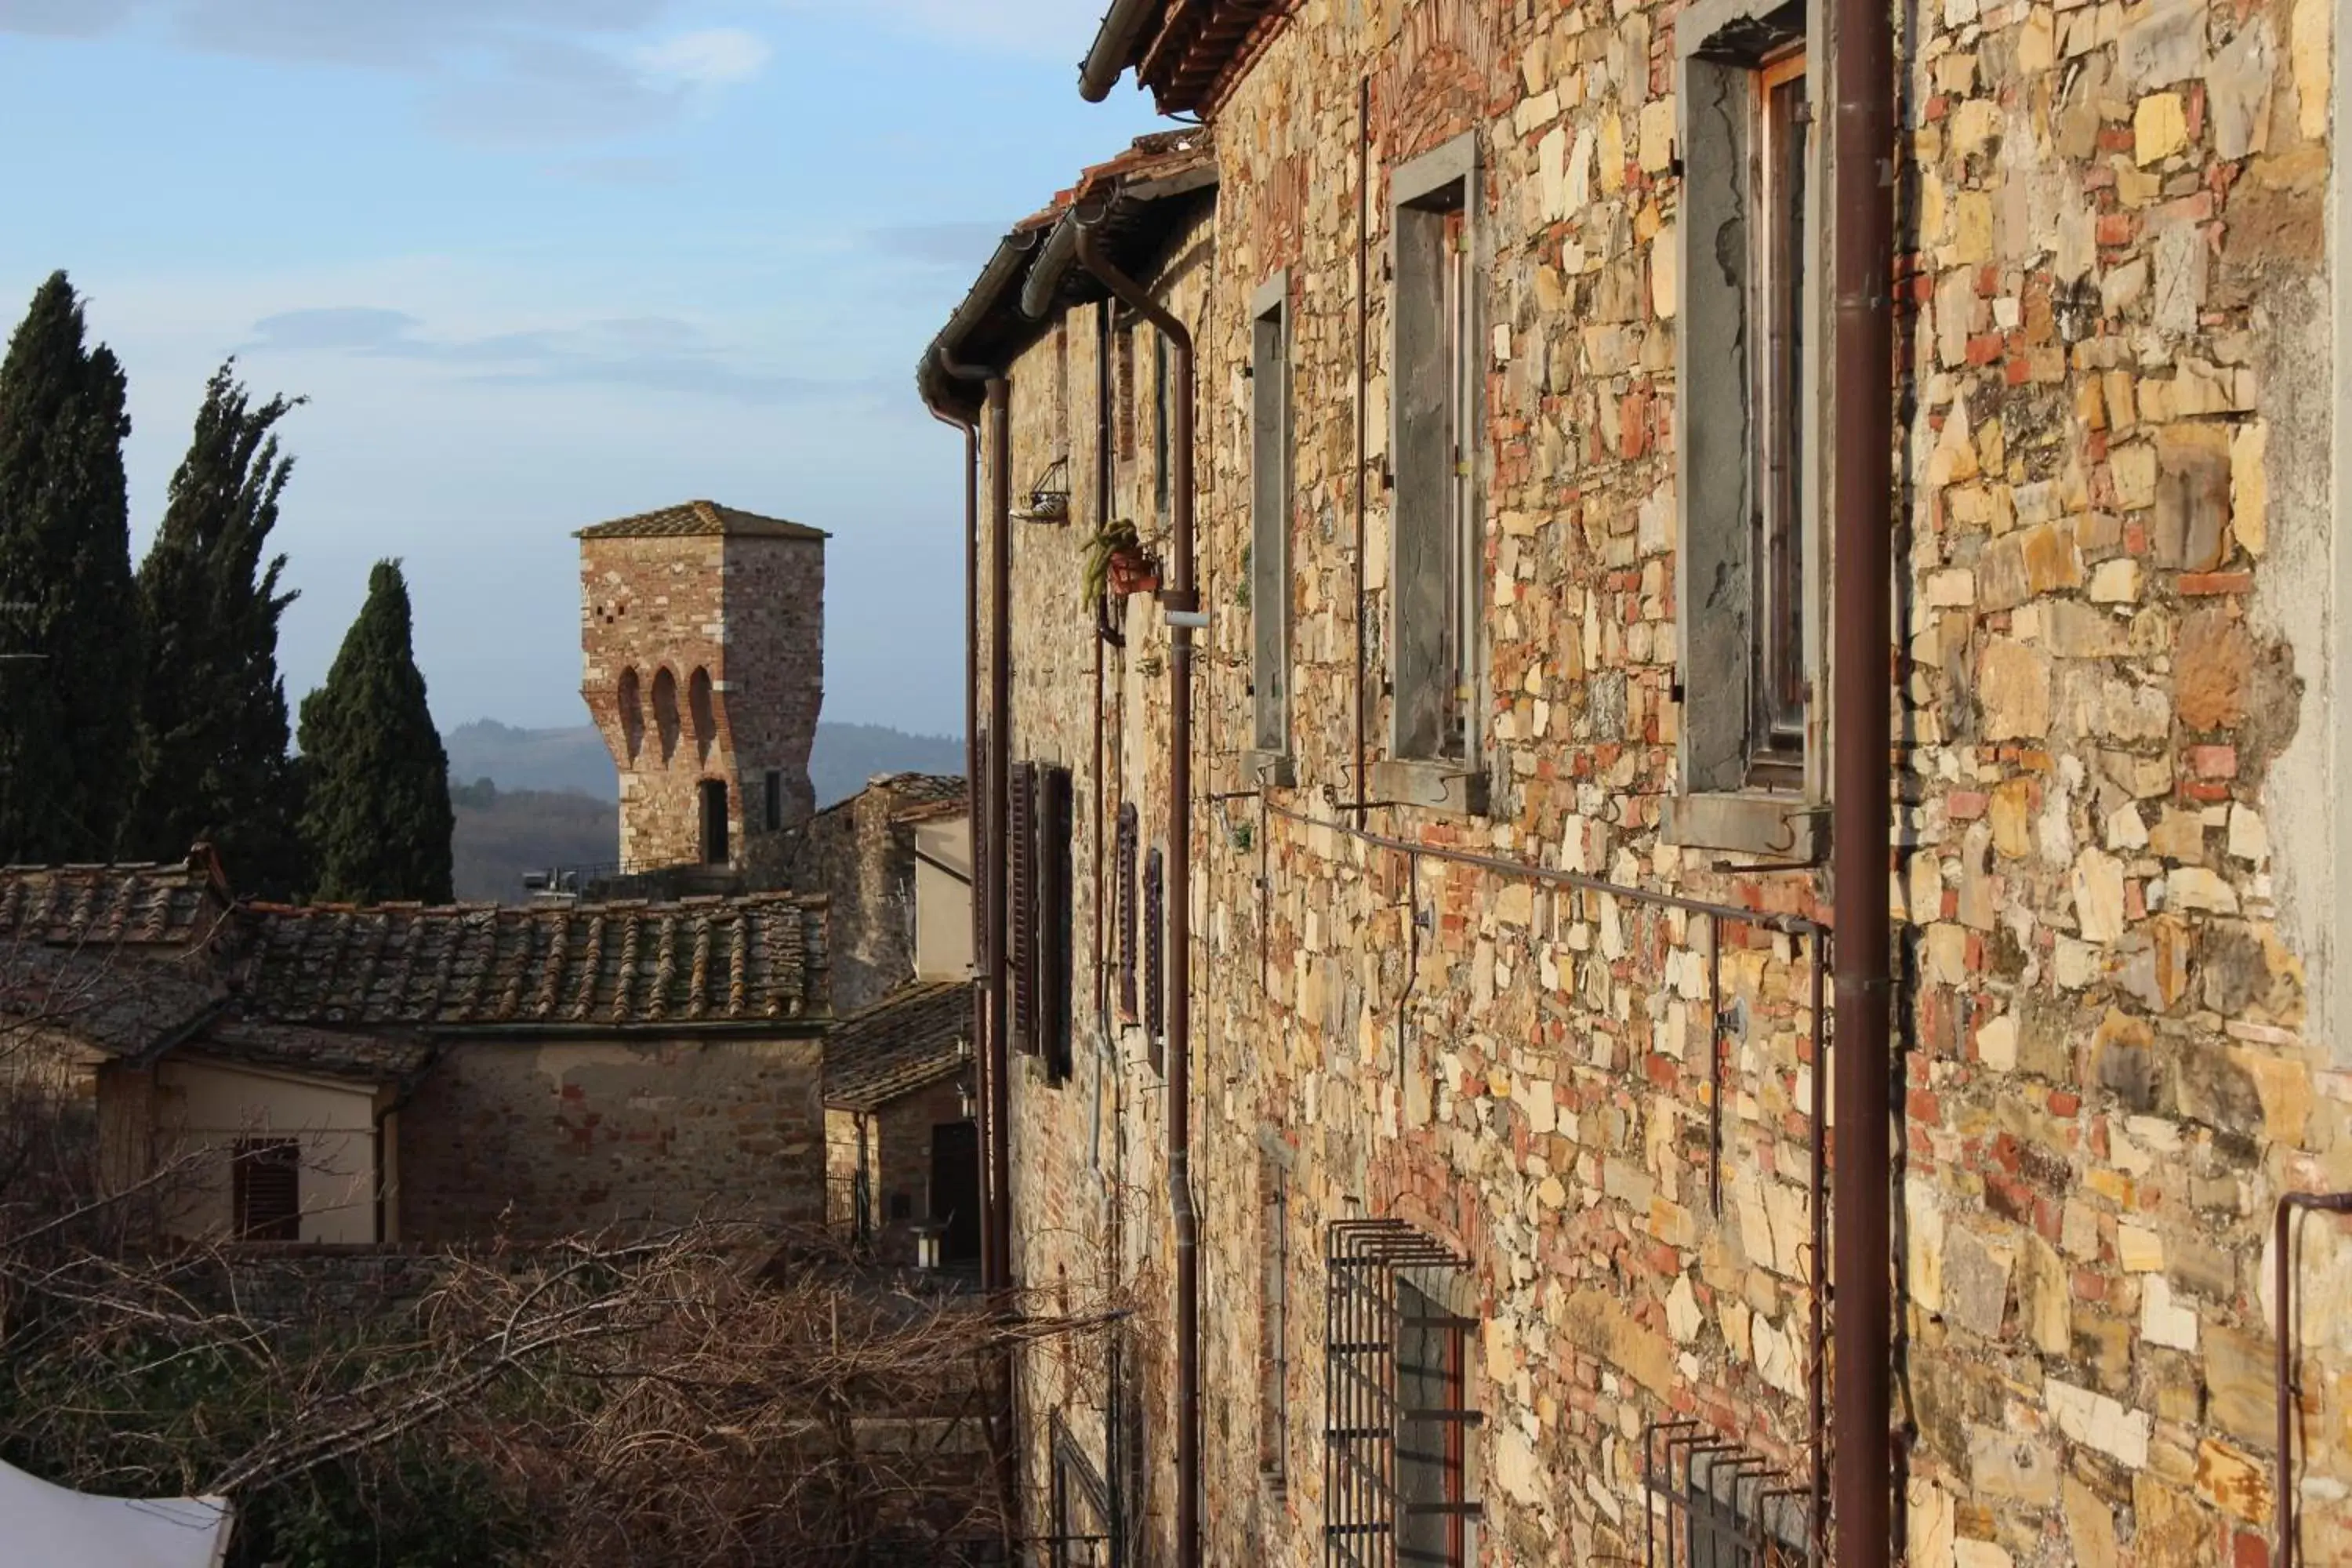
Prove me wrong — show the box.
[1642,1421,1810,1568]
[1039,765,1074,1081]
[1142,845,1164,1073]
[1324,1220,1480,1568]
[1008,760,1038,1054]
[233,1138,299,1241]
[1116,804,1139,1020]
[1260,1156,1289,1486]
[1047,1411,1117,1568]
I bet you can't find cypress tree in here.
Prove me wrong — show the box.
[129,361,307,894]
[296,561,454,904]
[0,271,140,862]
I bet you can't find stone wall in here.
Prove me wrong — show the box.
[396,1033,825,1243]
[969,2,2350,1566]
[754,786,919,1016]
[580,531,823,875]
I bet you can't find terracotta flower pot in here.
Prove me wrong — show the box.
[1107,546,1158,598]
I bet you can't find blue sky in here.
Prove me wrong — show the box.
[0,0,1160,738]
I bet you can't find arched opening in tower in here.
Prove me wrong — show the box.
[689,667,717,765]
[652,668,681,763]
[618,667,644,763]
[699,779,730,866]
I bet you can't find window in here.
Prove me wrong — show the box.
[232,1138,299,1241]
[1396,1279,1472,1566]
[1115,803,1139,1021]
[1323,1220,1479,1567]
[1250,275,1293,760]
[1388,133,1482,770]
[1142,845,1164,1075]
[1005,762,1073,1071]
[688,666,717,765]
[1036,765,1074,1082]
[699,779,729,865]
[652,667,681,764]
[1258,1149,1288,1488]
[1672,1,1822,854]
[618,668,644,763]
[1114,321,1137,462]
[1153,332,1171,519]
[1007,760,1037,1053]
[764,769,782,833]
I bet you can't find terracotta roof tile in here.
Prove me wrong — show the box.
[0,854,234,948]
[0,945,225,1061]
[575,499,828,542]
[824,981,973,1110]
[196,1016,434,1082]
[239,895,830,1029]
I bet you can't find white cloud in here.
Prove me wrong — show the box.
[637,26,771,88]
[775,0,1110,58]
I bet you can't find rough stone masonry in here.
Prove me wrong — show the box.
[932,1,2350,1565]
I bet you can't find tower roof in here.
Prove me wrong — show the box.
[575,499,829,542]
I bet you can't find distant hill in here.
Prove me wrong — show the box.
[449,781,615,902]
[444,720,966,903]
[443,720,965,808]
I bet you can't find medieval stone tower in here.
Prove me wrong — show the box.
[578,500,826,875]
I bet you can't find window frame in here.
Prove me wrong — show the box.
[1667,0,1827,861]
[1379,130,1489,815]
[232,1138,300,1242]
[1248,271,1295,776]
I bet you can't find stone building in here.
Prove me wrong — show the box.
[0,859,832,1245]
[578,499,828,876]
[920,3,2350,1566]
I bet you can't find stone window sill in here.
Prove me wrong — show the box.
[1370,758,1489,817]
[1661,791,1823,862]
[1242,749,1297,788]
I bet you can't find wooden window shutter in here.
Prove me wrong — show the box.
[1143,845,1165,1071]
[1040,766,1074,1081]
[233,1139,300,1242]
[1116,803,1139,1021]
[1007,760,1038,1054]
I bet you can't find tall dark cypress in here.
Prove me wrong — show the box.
[296,561,454,904]
[0,272,140,862]
[130,361,307,894]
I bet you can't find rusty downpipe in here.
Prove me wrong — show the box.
[931,347,1020,1552]
[2274,1190,2352,1566]
[1075,212,1200,1568]
[1828,0,1896,1554]
[982,373,1016,1297]
[927,362,991,1286]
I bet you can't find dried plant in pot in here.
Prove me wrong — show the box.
[1081,517,1159,605]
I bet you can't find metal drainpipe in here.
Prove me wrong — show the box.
[2274,1191,2352,1566]
[1353,73,1371,815]
[1828,0,1896,1553]
[984,374,1015,1298]
[931,358,995,1292]
[1075,216,1200,1568]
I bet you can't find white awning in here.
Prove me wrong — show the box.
[0,1457,232,1568]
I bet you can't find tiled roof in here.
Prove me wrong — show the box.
[1097,2,1282,116]
[0,852,234,948]
[0,945,226,1061]
[575,499,828,542]
[875,773,966,804]
[824,981,973,1111]
[198,1015,434,1082]
[238,895,830,1029]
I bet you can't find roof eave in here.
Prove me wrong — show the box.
[1078,0,1161,101]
